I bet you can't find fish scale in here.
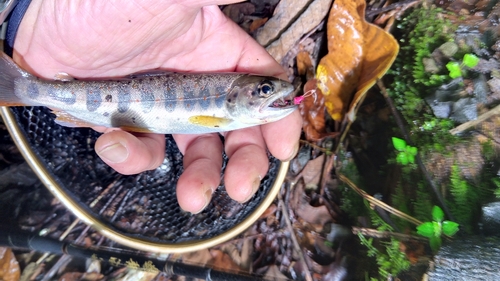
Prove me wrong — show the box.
[0,52,297,134]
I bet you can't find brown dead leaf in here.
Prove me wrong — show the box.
[0,247,20,281]
[248,17,268,33]
[180,249,242,273]
[210,249,242,272]
[290,178,335,232]
[58,272,83,281]
[261,0,333,62]
[299,79,339,141]
[219,238,253,271]
[300,154,325,189]
[263,265,289,280]
[297,50,314,78]
[316,0,399,121]
[222,2,256,24]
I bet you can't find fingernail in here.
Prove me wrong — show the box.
[97,142,129,163]
[284,142,300,162]
[241,176,261,203]
[192,189,212,214]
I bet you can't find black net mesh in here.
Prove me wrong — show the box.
[9,107,280,243]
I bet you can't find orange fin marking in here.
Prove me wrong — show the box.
[118,126,155,134]
[0,102,28,106]
[52,111,95,128]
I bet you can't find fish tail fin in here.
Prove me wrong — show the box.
[0,52,31,106]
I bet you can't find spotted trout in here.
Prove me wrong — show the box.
[0,53,296,134]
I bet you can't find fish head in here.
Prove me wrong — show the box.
[226,75,297,124]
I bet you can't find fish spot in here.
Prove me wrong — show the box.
[163,90,176,112]
[183,90,196,111]
[117,84,131,113]
[249,101,254,106]
[103,112,110,117]
[110,111,146,130]
[139,83,155,113]
[233,93,238,98]
[86,88,102,112]
[227,99,232,103]
[27,82,39,99]
[251,91,257,96]
[215,86,226,108]
[105,94,112,102]
[199,88,211,110]
[48,86,76,105]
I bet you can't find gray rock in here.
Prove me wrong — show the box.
[428,236,500,280]
[473,74,489,104]
[438,41,459,58]
[450,98,477,123]
[481,201,500,236]
[427,101,452,118]
[423,57,440,73]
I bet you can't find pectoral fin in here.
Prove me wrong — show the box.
[188,115,233,128]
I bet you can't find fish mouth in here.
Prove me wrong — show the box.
[260,89,297,112]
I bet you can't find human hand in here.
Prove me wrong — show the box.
[13,0,302,213]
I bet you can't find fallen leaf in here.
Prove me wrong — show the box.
[297,50,314,78]
[263,265,289,280]
[254,0,312,46]
[222,2,256,24]
[0,247,20,281]
[261,0,334,62]
[300,154,325,189]
[58,272,83,281]
[219,238,253,271]
[299,79,339,141]
[290,178,335,231]
[210,249,242,272]
[248,17,268,33]
[316,0,399,122]
[180,248,242,273]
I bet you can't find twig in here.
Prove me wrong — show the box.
[450,103,500,135]
[366,0,420,17]
[338,173,423,226]
[377,79,455,222]
[352,227,427,242]
[278,192,313,281]
[299,139,333,155]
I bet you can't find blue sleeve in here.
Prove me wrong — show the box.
[4,0,32,56]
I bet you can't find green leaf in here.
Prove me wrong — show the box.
[396,152,409,165]
[434,221,442,236]
[442,221,459,236]
[417,222,434,237]
[432,206,444,222]
[463,53,479,68]
[429,236,442,252]
[407,153,415,164]
[446,62,462,78]
[407,146,418,156]
[392,137,407,151]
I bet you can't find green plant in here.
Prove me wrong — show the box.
[416,206,459,252]
[446,53,480,78]
[359,233,410,280]
[392,137,418,165]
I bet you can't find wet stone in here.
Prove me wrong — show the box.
[473,74,489,104]
[481,201,500,236]
[450,97,477,123]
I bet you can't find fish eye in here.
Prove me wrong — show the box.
[258,80,274,97]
